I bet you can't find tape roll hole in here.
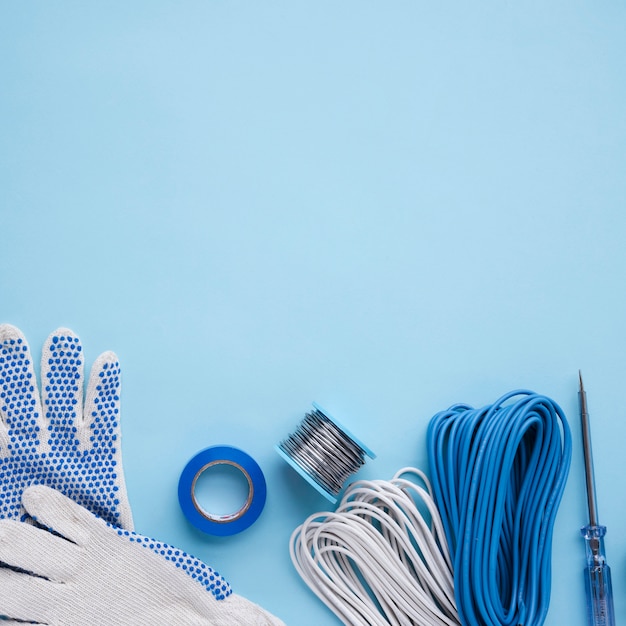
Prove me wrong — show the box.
[191,460,253,523]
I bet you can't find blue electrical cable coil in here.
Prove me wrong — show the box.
[427,390,572,626]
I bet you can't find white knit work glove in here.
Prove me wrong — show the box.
[0,324,132,529]
[0,485,285,626]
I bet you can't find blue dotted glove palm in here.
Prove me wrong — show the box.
[0,324,132,529]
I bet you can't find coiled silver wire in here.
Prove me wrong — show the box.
[277,407,371,499]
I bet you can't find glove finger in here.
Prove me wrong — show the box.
[0,518,79,581]
[0,566,52,624]
[83,350,121,440]
[0,324,43,447]
[79,349,132,528]
[0,325,45,520]
[40,327,84,444]
[22,484,94,547]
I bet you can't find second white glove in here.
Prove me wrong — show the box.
[0,485,285,626]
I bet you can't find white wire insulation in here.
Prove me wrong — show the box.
[290,468,461,626]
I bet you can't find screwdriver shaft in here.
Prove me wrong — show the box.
[578,371,598,526]
[578,372,615,626]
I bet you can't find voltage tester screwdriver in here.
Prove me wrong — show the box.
[578,371,615,626]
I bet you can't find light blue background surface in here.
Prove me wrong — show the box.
[1,2,625,624]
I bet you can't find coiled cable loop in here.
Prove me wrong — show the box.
[427,390,572,626]
[290,468,461,626]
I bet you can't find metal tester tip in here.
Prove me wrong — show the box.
[578,370,597,527]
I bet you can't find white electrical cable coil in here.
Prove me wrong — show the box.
[290,468,461,626]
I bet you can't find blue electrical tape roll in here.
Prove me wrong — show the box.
[178,445,267,536]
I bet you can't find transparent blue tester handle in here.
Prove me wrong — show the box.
[581,524,615,626]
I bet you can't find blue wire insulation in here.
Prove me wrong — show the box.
[427,390,572,626]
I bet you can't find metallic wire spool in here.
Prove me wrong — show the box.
[276,404,376,503]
